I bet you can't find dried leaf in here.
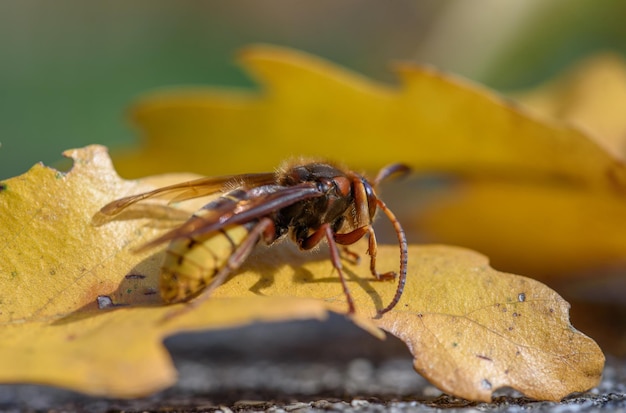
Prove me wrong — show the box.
[507,53,626,352]
[114,45,626,190]
[111,45,626,282]
[374,247,603,401]
[412,179,626,278]
[0,146,603,401]
[0,146,330,397]
[410,53,626,279]
[516,53,626,159]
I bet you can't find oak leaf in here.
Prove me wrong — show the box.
[516,53,626,159]
[111,45,626,281]
[508,53,626,353]
[413,53,626,279]
[0,146,604,401]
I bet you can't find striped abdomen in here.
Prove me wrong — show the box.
[159,192,257,303]
[159,223,253,303]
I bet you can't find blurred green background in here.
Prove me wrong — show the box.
[1,0,625,179]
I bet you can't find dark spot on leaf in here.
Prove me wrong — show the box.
[417,313,423,318]
[0,182,6,192]
[125,274,146,280]
[476,354,492,362]
[144,288,157,295]
[126,289,133,294]
[49,269,56,276]
[512,312,520,317]
[452,342,458,348]
[508,326,514,331]
[518,292,526,302]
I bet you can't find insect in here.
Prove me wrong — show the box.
[100,160,409,315]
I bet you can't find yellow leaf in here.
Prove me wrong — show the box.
[0,145,330,397]
[516,53,626,159]
[0,146,603,401]
[114,45,626,191]
[409,54,626,279]
[411,179,626,278]
[375,247,603,402]
[110,45,626,282]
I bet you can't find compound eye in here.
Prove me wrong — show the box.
[362,179,378,219]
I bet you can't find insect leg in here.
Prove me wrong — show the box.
[365,226,396,281]
[334,226,368,244]
[162,217,275,321]
[335,225,396,280]
[335,225,403,315]
[339,246,361,265]
[333,227,393,280]
[333,227,367,265]
[299,224,356,314]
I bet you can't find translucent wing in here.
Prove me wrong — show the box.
[100,173,276,216]
[136,183,323,251]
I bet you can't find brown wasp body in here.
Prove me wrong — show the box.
[100,160,408,315]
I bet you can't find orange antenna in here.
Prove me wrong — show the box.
[374,163,411,188]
